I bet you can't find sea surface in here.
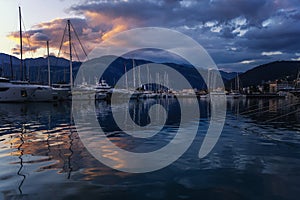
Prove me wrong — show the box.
[0,98,300,200]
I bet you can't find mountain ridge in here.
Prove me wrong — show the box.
[232,61,300,88]
[2,53,296,89]
[0,53,237,88]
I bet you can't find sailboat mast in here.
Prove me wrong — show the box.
[124,63,128,90]
[10,55,14,80]
[47,41,51,86]
[67,20,73,88]
[236,72,239,91]
[19,6,23,81]
[138,64,141,87]
[133,59,136,89]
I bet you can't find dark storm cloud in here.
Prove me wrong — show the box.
[68,0,300,71]
[8,0,300,71]
[71,0,273,26]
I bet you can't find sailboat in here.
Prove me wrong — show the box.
[0,7,55,102]
[226,72,245,99]
[46,40,71,101]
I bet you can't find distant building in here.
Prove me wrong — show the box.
[269,80,294,93]
[269,83,277,93]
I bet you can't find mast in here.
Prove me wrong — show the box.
[147,65,150,90]
[47,41,51,86]
[236,72,240,92]
[138,64,141,87]
[67,20,73,88]
[133,59,136,89]
[124,63,128,90]
[207,69,210,93]
[19,6,23,81]
[10,55,14,80]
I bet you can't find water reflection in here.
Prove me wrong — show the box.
[17,125,25,195]
[227,98,300,129]
[0,98,299,199]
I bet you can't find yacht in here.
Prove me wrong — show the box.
[95,79,112,100]
[52,84,71,101]
[226,73,245,99]
[226,91,246,99]
[0,77,56,102]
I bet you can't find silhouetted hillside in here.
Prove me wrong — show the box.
[228,61,300,88]
[0,53,235,89]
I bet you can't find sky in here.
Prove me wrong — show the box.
[1,0,300,72]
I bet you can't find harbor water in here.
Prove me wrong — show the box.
[0,98,300,200]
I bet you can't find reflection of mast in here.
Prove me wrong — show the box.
[17,124,26,195]
[67,130,74,179]
[46,115,51,159]
[67,105,74,179]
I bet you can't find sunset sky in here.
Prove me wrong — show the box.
[1,0,300,72]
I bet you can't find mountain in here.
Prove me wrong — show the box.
[0,52,236,88]
[0,53,81,84]
[233,61,300,88]
[0,53,20,65]
[219,71,239,81]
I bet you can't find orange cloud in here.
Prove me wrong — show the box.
[7,10,140,60]
[84,11,135,41]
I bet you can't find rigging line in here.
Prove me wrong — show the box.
[239,101,300,117]
[238,100,290,115]
[72,42,81,62]
[21,16,34,58]
[242,124,299,148]
[70,22,88,60]
[238,102,275,115]
[262,108,300,123]
[236,100,271,113]
[225,113,300,148]
[20,15,33,81]
[55,22,68,67]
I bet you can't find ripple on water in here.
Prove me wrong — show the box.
[0,99,300,199]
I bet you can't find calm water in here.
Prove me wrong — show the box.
[0,98,300,200]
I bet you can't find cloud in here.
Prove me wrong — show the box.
[7,0,300,71]
[62,0,300,71]
[262,51,283,56]
[8,17,101,59]
[291,57,300,61]
[240,60,256,64]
